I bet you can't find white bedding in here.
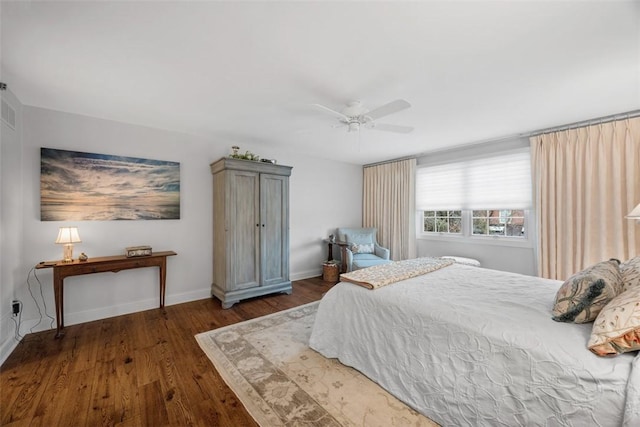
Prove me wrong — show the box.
[309,263,640,426]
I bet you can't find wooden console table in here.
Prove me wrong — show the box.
[35,251,177,338]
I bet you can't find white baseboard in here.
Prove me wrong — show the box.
[0,313,45,365]
[61,287,212,329]
[10,287,211,337]
[0,336,18,367]
[166,287,212,306]
[0,312,20,366]
[290,268,322,281]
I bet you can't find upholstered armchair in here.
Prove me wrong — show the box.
[337,227,391,272]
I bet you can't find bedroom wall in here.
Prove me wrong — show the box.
[417,239,536,276]
[2,106,361,363]
[0,87,25,363]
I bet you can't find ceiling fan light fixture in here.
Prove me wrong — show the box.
[313,99,412,134]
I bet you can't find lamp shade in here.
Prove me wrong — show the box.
[55,227,82,244]
[626,203,640,219]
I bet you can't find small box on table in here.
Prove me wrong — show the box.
[125,246,152,257]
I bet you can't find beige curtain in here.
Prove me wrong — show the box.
[363,158,416,261]
[531,117,640,280]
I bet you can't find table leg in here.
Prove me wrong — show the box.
[159,258,167,308]
[53,269,64,338]
[327,243,333,262]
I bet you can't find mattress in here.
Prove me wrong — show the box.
[309,263,640,426]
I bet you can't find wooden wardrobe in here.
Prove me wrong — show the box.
[210,158,292,308]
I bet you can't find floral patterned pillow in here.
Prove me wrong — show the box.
[620,256,640,293]
[588,286,640,356]
[552,259,623,323]
[351,243,375,254]
[345,233,375,254]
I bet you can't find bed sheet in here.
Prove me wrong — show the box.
[309,263,639,426]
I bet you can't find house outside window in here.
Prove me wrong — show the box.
[472,209,525,237]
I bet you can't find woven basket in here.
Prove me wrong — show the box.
[322,263,339,282]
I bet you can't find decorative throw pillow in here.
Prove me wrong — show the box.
[588,286,640,356]
[620,256,640,293]
[351,243,375,254]
[345,232,375,254]
[551,259,623,323]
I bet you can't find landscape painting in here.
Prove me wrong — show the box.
[41,148,180,221]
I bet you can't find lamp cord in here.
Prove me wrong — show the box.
[27,267,55,333]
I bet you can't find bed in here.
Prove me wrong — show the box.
[309,261,640,426]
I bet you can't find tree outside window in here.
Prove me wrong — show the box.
[423,210,462,234]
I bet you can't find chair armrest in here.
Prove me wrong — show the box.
[344,247,354,272]
[374,244,390,260]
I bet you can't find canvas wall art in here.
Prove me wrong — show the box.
[41,148,180,221]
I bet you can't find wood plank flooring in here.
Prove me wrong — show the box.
[0,277,335,426]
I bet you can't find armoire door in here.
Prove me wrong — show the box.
[260,173,289,287]
[229,170,260,290]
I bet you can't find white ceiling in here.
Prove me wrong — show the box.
[2,1,639,165]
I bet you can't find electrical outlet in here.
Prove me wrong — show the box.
[12,300,20,316]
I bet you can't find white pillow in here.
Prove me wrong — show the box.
[351,243,374,254]
[588,285,640,356]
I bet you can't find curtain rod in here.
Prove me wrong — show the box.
[365,108,640,168]
[524,109,640,137]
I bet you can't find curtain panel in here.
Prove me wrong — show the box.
[531,117,640,280]
[363,159,416,261]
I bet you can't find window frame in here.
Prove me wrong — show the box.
[422,210,463,234]
[418,209,533,248]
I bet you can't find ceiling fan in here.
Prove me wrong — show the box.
[311,99,414,134]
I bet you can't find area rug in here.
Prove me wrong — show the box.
[195,302,438,426]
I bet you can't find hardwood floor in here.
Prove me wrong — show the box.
[0,277,336,426]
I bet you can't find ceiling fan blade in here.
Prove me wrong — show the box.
[311,103,349,121]
[372,123,414,134]
[366,99,411,120]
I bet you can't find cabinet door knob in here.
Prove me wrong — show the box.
[256,224,259,227]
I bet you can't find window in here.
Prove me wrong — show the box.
[416,149,531,240]
[420,209,528,238]
[423,210,462,234]
[472,210,525,237]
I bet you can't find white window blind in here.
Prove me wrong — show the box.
[416,150,532,210]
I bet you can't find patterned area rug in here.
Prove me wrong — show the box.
[195,302,438,426]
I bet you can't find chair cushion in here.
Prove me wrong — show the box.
[345,232,374,245]
[338,228,377,242]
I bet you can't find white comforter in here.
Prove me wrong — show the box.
[309,263,640,426]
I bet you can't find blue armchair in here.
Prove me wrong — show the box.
[337,227,391,272]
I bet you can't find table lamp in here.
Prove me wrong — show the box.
[627,203,640,223]
[55,226,81,262]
